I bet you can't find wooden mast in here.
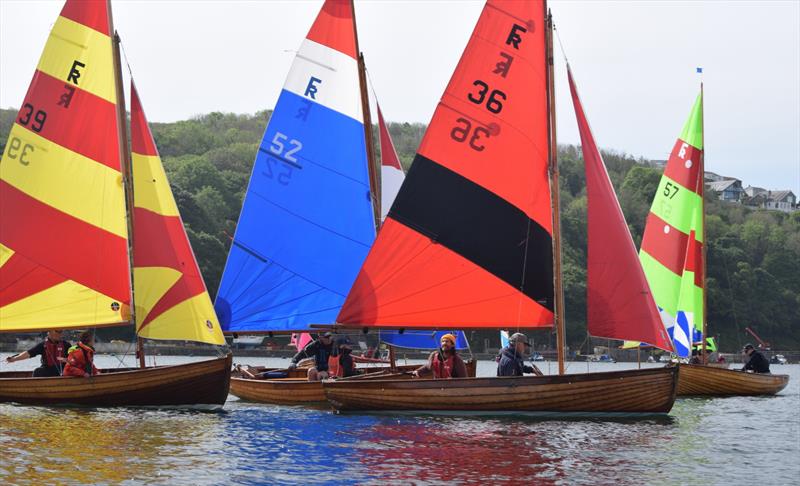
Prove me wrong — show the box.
[108,0,143,368]
[545,7,565,375]
[700,81,707,363]
[351,0,381,230]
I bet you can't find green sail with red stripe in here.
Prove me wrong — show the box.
[632,92,704,356]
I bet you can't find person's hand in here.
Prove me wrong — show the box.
[411,370,419,378]
[83,372,90,378]
[57,357,67,363]
[287,362,297,370]
[4,355,14,363]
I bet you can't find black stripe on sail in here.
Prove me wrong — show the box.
[388,155,554,311]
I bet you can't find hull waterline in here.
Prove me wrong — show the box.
[0,354,232,409]
[323,366,677,416]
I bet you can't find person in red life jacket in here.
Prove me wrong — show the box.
[5,330,70,377]
[328,336,358,379]
[63,331,101,378]
[412,333,467,379]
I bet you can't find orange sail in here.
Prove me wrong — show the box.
[130,84,224,345]
[338,0,553,328]
[0,0,131,332]
[568,67,672,351]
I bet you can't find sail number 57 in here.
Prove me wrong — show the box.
[663,182,679,199]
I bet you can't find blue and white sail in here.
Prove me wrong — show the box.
[215,1,375,332]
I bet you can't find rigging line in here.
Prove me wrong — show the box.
[552,22,569,64]
[117,34,134,78]
[516,218,533,332]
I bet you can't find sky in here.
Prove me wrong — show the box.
[1,0,798,194]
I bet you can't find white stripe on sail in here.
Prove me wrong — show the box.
[380,165,405,220]
[283,39,363,123]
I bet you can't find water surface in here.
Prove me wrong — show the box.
[1,354,798,484]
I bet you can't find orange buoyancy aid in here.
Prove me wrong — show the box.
[328,355,342,378]
[63,342,98,377]
[431,352,455,379]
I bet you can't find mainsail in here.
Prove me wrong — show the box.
[0,0,131,332]
[638,93,704,357]
[568,67,672,351]
[338,0,553,328]
[378,105,404,221]
[130,84,225,345]
[214,0,376,332]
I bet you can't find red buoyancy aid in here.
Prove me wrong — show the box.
[44,339,66,367]
[328,355,342,378]
[431,352,455,379]
[63,342,98,377]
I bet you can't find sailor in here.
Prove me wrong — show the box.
[63,331,100,378]
[4,330,70,377]
[741,343,770,373]
[288,331,335,381]
[497,333,543,377]
[328,336,358,378]
[412,333,467,379]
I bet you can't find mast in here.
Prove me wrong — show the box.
[108,0,143,368]
[700,81,707,363]
[351,0,381,230]
[545,8,565,375]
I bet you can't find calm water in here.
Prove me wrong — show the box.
[1,353,798,485]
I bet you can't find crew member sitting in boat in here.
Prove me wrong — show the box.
[4,330,70,377]
[63,331,101,378]
[497,333,543,377]
[288,331,335,381]
[328,337,358,379]
[741,343,770,373]
[411,333,467,379]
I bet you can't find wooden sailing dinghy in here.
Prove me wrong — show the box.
[215,0,397,404]
[676,364,788,396]
[323,0,678,416]
[0,0,230,408]
[632,86,789,396]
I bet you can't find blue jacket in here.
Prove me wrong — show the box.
[497,346,534,377]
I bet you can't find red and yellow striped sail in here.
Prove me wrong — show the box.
[130,84,224,345]
[0,0,131,332]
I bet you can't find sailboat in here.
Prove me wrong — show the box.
[636,89,789,396]
[322,0,677,415]
[218,0,407,405]
[0,0,231,408]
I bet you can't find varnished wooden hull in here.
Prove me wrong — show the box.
[676,364,789,396]
[231,360,479,405]
[323,367,678,415]
[0,355,232,409]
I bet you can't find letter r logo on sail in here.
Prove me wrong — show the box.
[678,142,689,159]
[305,77,322,99]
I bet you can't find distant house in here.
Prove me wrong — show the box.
[743,187,797,212]
[764,190,797,212]
[744,185,767,198]
[704,171,730,183]
[706,178,744,202]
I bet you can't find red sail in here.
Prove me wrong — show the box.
[568,67,672,351]
[338,0,553,328]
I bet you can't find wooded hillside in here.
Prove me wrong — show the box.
[1,108,797,351]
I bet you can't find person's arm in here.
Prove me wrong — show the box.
[289,341,318,368]
[453,356,468,378]
[413,352,434,377]
[497,356,514,376]
[5,350,32,363]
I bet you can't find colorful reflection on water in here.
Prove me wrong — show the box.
[1,358,798,485]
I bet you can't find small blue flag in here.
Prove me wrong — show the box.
[696,67,703,73]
